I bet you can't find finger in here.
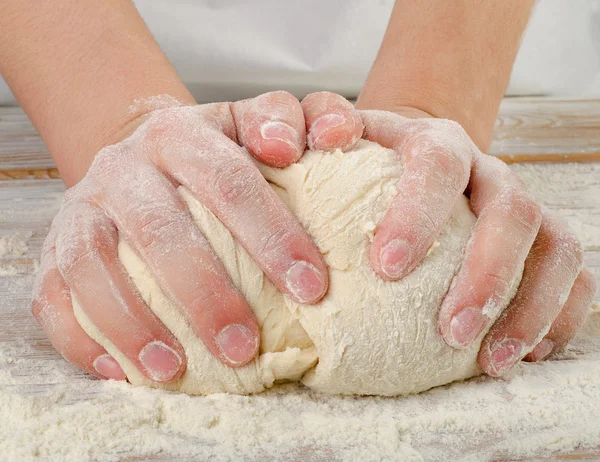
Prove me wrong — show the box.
[56,201,188,382]
[32,235,126,381]
[231,91,306,167]
[301,91,363,152]
[438,155,542,349]
[97,161,261,367]
[360,110,473,281]
[478,213,584,377]
[151,117,329,306]
[525,268,596,362]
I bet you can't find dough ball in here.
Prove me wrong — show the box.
[74,140,516,396]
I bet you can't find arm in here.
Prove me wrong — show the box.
[0,0,195,186]
[357,0,535,151]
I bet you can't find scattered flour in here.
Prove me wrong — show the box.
[0,231,31,257]
[0,232,31,276]
[510,162,600,251]
[0,264,24,276]
[0,311,599,461]
[1,162,599,460]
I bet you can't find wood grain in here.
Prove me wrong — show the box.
[1,98,600,178]
[491,98,600,161]
[0,106,51,171]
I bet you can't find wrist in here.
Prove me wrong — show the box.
[60,88,195,187]
[356,0,535,153]
[0,0,196,187]
[356,76,497,151]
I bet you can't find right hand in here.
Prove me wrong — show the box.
[31,91,364,383]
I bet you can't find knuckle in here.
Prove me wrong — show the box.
[258,226,295,258]
[136,210,187,251]
[214,164,261,207]
[412,130,470,190]
[258,90,298,111]
[505,192,543,232]
[41,234,57,261]
[87,144,130,182]
[548,226,584,270]
[578,268,597,300]
[435,118,463,132]
[189,288,222,317]
[507,170,527,189]
[146,106,182,129]
[31,299,44,321]
[30,295,56,328]
[579,268,598,294]
[436,148,469,184]
[304,91,333,101]
[481,270,512,298]
[537,216,584,276]
[406,205,438,242]
[57,244,100,280]
[302,92,356,122]
[268,90,296,101]
[56,214,115,279]
[564,236,584,270]
[433,119,474,147]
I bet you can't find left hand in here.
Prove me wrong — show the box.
[354,107,596,377]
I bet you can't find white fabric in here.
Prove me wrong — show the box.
[1,0,599,104]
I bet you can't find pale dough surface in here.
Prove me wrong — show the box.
[74,140,513,396]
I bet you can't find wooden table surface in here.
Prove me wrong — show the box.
[1,98,599,461]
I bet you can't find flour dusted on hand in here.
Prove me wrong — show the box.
[73,140,516,396]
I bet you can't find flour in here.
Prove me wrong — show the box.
[0,231,31,257]
[0,232,31,276]
[1,312,599,461]
[510,162,600,251]
[0,264,24,276]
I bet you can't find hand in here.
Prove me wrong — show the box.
[357,108,596,376]
[31,91,363,383]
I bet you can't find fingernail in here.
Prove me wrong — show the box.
[139,340,183,383]
[286,261,326,303]
[215,324,259,365]
[489,338,524,377]
[93,354,126,381]
[260,121,298,148]
[380,239,411,279]
[530,339,555,362]
[308,114,346,148]
[449,307,489,348]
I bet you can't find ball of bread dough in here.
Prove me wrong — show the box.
[74,140,515,396]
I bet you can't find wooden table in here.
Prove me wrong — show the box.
[1,98,599,460]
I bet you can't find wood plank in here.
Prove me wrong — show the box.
[1,98,600,176]
[0,106,51,171]
[0,168,60,180]
[491,98,600,161]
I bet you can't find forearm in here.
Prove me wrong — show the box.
[357,0,535,151]
[0,0,195,186]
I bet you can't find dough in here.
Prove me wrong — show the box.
[73,140,515,396]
